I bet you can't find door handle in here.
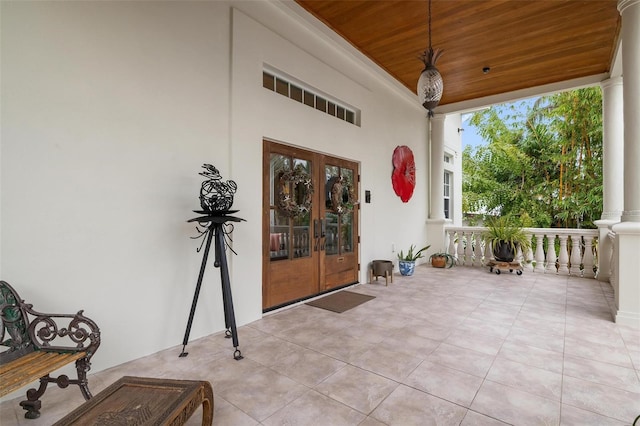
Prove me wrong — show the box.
[313,219,320,251]
[320,218,326,251]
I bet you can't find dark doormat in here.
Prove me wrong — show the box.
[306,290,375,313]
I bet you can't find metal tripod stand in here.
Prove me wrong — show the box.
[179,212,244,360]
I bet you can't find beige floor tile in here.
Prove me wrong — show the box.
[377,328,440,359]
[560,404,628,426]
[403,360,483,406]
[506,326,565,353]
[456,316,512,339]
[461,410,511,425]
[564,336,635,368]
[214,364,308,422]
[262,390,366,426]
[486,358,563,400]
[315,365,398,414]
[427,342,495,377]
[497,340,564,373]
[199,397,258,426]
[445,328,504,356]
[370,384,467,426]
[307,331,375,363]
[352,345,423,382]
[563,355,640,393]
[471,380,560,425]
[357,416,388,426]
[562,375,640,423]
[269,345,347,387]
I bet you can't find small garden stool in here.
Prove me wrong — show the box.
[370,260,394,286]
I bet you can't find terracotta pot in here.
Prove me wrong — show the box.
[431,256,447,268]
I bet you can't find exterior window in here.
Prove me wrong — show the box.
[444,171,451,219]
[262,68,360,126]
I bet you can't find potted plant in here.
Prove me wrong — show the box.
[429,252,456,268]
[397,244,430,276]
[483,216,532,262]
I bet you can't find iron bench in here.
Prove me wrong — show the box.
[0,280,101,419]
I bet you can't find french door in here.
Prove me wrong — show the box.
[262,141,359,311]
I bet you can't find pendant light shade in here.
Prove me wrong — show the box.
[417,48,443,116]
[417,0,443,117]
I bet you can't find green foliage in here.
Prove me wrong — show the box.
[483,216,532,253]
[397,244,430,261]
[463,87,602,228]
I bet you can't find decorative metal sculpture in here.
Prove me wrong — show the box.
[180,165,244,361]
[199,164,237,212]
[392,145,416,203]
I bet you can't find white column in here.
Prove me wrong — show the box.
[612,0,640,327]
[595,77,624,282]
[429,114,446,220]
[600,77,625,221]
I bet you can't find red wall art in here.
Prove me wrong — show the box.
[392,145,416,203]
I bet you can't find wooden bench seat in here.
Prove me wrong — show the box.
[0,281,101,419]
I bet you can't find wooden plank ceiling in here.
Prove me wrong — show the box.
[295,0,620,106]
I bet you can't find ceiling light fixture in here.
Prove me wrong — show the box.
[417,0,443,117]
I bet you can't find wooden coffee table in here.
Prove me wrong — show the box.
[53,376,213,425]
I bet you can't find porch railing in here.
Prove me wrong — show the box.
[443,226,600,278]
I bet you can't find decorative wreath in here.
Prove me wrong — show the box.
[277,165,313,218]
[391,145,416,203]
[330,175,356,214]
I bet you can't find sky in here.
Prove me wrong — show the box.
[460,97,539,150]
[460,113,485,149]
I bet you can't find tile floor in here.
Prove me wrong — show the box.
[1,266,639,425]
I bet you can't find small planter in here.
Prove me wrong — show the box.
[431,256,447,268]
[493,241,516,262]
[398,260,416,276]
[370,260,394,285]
[428,252,456,268]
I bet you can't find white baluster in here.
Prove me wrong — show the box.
[457,231,466,265]
[609,232,618,294]
[534,233,546,273]
[484,237,492,263]
[473,232,483,267]
[583,236,595,278]
[523,234,534,272]
[569,235,583,276]
[545,234,557,273]
[447,231,456,256]
[464,232,472,266]
[558,235,570,275]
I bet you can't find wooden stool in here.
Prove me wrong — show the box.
[54,376,213,425]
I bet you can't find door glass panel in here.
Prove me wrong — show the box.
[293,213,311,258]
[325,212,339,255]
[270,154,312,261]
[270,154,289,205]
[324,164,356,255]
[270,209,289,260]
[324,165,340,210]
[341,212,354,253]
[291,158,312,259]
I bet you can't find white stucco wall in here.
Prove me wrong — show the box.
[1,0,433,394]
